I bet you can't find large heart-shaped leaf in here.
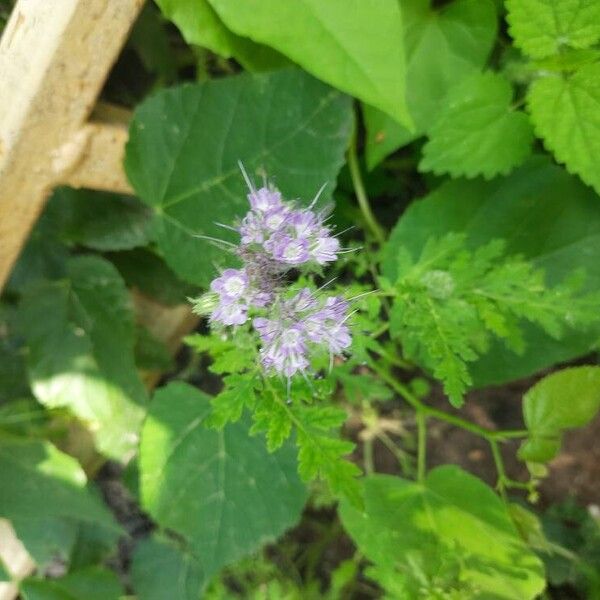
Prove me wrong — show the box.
[340,467,545,599]
[383,157,600,386]
[131,535,204,600]
[154,0,287,71]
[19,256,147,459]
[140,382,307,579]
[125,69,352,286]
[20,567,123,600]
[0,438,119,532]
[364,0,497,168]
[206,0,410,127]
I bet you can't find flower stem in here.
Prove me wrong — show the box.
[348,128,386,245]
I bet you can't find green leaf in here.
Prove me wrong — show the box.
[129,4,178,84]
[206,373,257,429]
[131,535,205,600]
[10,517,77,571]
[506,0,600,59]
[420,72,533,179]
[20,567,123,600]
[382,156,600,387]
[206,0,411,127]
[19,256,147,460]
[519,366,600,463]
[528,63,600,194]
[0,437,119,531]
[154,0,287,71]
[339,467,546,599]
[140,382,307,579]
[108,248,197,306]
[387,233,593,405]
[49,187,154,252]
[364,0,497,168]
[125,69,352,286]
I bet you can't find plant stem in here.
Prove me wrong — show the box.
[416,411,427,483]
[369,358,526,443]
[377,430,410,475]
[363,437,375,475]
[348,128,386,245]
[490,438,508,501]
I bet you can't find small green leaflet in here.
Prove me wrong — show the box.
[339,467,546,599]
[420,72,533,179]
[140,382,307,579]
[154,0,287,71]
[206,0,412,127]
[206,373,257,429]
[248,380,362,507]
[125,68,352,286]
[364,0,497,169]
[519,366,600,463]
[528,63,600,195]
[18,256,147,460]
[506,0,600,60]
[131,535,205,600]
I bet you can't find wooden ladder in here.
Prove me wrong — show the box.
[0,2,197,595]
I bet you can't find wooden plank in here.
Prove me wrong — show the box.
[0,520,34,600]
[0,0,144,290]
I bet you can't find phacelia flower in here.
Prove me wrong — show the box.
[202,167,353,381]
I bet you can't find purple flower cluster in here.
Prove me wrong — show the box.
[239,185,340,266]
[207,174,352,378]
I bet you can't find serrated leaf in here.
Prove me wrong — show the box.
[528,63,600,194]
[0,438,119,533]
[20,567,123,600]
[19,256,147,459]
[365,0,497,168]
[207,374,256,429]
[296,430,361,507]
[383,156,600,387]
[49,187,154,252]
[387,232,591,405]
[420,72,533,179]
[519,366,600,463]
[140,382,307,579]
[207,0,411,127]
[506,0,600,60]
[131,535,205,600]
[155,0,287,71]
[125,69,352,286]
[339,467,546,599]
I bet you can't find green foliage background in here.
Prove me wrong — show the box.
[1,0,600,598]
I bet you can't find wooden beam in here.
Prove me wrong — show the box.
[0,0,144,290]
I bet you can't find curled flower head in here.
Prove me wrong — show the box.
[201,167,353,381]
